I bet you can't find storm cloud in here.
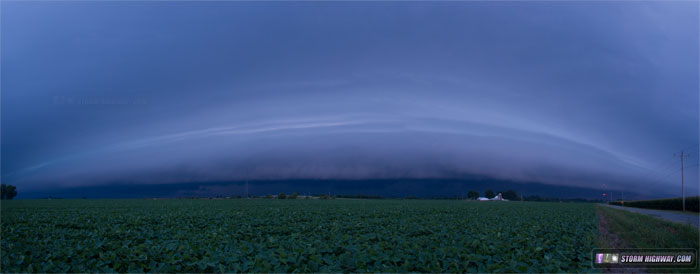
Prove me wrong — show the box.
[1,1,698,197]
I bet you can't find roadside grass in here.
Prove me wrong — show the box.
[597,205,698,249]
[611,205,700,216]
[597,205,699,273]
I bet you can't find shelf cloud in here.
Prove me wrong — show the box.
[2,1,698,197]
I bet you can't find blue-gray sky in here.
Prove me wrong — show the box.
[1,1,698,197]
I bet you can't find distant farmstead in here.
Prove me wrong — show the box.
[477,193,508,201]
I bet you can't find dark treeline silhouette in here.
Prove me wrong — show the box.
[1,184,17,200]
[18,178,621,199]
[610,196,699,212]
[182,192,604,202]
[336,194,383,199]
[142,192,605,202]
[523,195,603,203]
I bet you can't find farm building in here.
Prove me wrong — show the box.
[477,193,508,201]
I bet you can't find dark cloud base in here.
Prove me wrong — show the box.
[3,2,698,197]
[17,176,677,200]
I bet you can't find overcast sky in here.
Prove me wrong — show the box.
[2,1,698,197]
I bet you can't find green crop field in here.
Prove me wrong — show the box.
[1,199,597,273]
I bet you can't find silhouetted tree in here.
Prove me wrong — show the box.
[289,192,298,199]
[502,190,519,200]
[485,190,495,198]
[467,190,479,200]
[1,184,17,200]
[278,193,287,199]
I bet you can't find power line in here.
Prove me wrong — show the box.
[637,153,685,182]
[655,167,684,181]
[649,162,699,183]
[643,158,684,183]
[678,144,699,153]
[642,144,699,181]
[683,163,700,169]
[641,158,676,182]
[633,145,698,184]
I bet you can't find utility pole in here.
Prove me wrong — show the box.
[674,151,690,211]
[246,180,249,199]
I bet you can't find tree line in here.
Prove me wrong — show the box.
[1,184,17,200]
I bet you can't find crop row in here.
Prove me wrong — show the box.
[1,199,597,272]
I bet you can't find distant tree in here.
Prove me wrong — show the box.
[265,194,272,199]
[467,190,479,200]
[278,192,287,199]
[485,190,495,199]
[1,184,17,200]
[319,194,331,200]
[502,190,519,200]
[289,192,298,199]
